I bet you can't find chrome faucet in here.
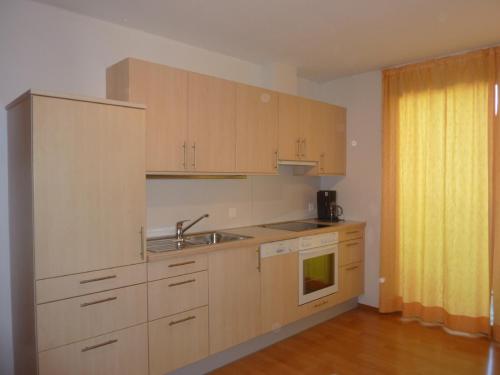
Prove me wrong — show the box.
[175,214,209,242]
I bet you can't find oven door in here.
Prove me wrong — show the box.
[298,245,338,305]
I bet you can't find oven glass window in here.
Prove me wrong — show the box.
[303,254,335,295]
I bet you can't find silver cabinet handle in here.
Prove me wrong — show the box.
[81,339,118,352]
[80,296,117,308]
[182,142,187,169]
[169,315,196,326]
[168,260,195,268]
[346,265,359,271]
[140,226,145,260]
[296,139,301,158]
[314,300,328,308]
[168,278,195,287]
[192,143,197,169]
[257,248,261,272]
[79,275,117,284]
[346,231,360,235]
[274,150,279,169]
[301,139,306,158]
[320,153,325,172]
[346,242,360,247]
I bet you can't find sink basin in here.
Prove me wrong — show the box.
[147,231,252,252]
[185,231,251,245]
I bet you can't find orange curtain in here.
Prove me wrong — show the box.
[380,48,497,335]
[493,48,500,340]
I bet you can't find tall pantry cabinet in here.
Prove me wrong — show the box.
[7,91,147,375]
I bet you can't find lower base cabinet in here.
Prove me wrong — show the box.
[340,262,364,301]
[38,324,148,375]
[148,306,209,375]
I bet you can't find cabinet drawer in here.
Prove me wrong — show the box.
[340,262,364,301]
[37,283,147,351]
[149,306,209,375]
[340,239,364,266]
[148,270,208,320]
[339,227,364,242]
[36,263,147,304]
[38,323,148,375]
[148,254,208,281]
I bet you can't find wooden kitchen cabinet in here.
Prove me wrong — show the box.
[209,246,262,353]
[188,72,237,172]
[33,95,146,279]
[107,58,188,172]
[340,262,365,302]
[261,252,300,332]
[7,91,146,375]
[235,84,279,173]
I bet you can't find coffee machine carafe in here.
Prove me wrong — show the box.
[317,190,343,222]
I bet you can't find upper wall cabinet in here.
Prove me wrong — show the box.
[107,58,188,172]
[188,73,236,172]
[235,84,279,174]
[107,58,346,176]
[107,59,237,173]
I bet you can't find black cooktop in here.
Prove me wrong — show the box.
[260,221,330,232]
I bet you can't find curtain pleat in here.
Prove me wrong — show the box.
[380,48,496,336]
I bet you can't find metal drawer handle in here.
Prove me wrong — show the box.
[346,266,359,271]
[346,231,360,235]
[80,275,117,284]
[80,296,117,308]
[314,300,328,308]
[140,226,145,260]
[81,339,118,352]
[169,315,196,326]
[168,260,196,268]
[168,279,196,287]
[346,242,360,247]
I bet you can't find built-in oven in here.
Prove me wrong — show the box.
[298,232,339,305]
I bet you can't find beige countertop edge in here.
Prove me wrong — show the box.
[147,220,366,262]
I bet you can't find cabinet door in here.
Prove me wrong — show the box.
[340,262,364,302]
[188,73,236,172]
[298,98,317,161]
[235,84,278,173]
[322,106,346,175]
[209,246,261,353]
[278,94,301,161]
[33,97,146,279]
[261,252,299,333]
[107,58,188,172]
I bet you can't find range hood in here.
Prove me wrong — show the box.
[278,160,317,167]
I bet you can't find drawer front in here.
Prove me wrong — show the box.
[340,262,364,301]
[339,227,364,242]
[148,254,208,281]
[340,239,364,266]
[36,263,147,304]
[37,283,147,351]
[148,270,208,320]
[149,306,209,375]
[38,324,148,375]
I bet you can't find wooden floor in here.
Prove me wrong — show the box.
[212,306,500,375]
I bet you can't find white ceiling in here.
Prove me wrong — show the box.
[33,0,500,81]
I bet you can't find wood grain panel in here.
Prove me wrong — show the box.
[147,254,208,281]
[340,239,364,266]
[32,96,146,279]
[278,93,301,161]
[37,284,147,351]
[148,270,208,320]
[235,84,278,173]
[38,324,148,375]
[148,306,209,375]
[188,72,236,172]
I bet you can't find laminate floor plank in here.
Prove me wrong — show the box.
[212,306,499,375]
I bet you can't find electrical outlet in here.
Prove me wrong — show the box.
[308,203,314,212]
[228,207,237,218]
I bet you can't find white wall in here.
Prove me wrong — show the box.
[0,1,321,373]
[318,71,382,307]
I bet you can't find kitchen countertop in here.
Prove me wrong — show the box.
[147,219,366,262]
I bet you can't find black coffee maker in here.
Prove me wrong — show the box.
[317,190,343,222]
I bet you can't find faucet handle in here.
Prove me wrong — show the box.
[176,219,190,229]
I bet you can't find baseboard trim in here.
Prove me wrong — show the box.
[170,298,359,375]
[358,303,379,312]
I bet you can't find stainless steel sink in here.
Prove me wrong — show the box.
[185,232,251,245]
[147,231,252,253]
